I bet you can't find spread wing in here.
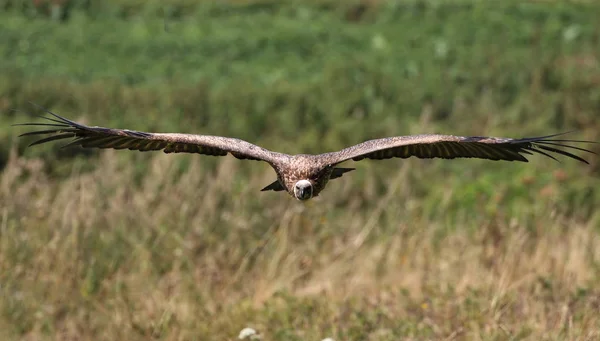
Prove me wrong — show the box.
[319,133,597,165]
[14,106,284,164]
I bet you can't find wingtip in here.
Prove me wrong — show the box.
[26,102,78,125]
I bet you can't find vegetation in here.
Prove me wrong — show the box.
[1,1,599,340]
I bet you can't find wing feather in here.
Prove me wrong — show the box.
[14,105,283,164]
[319,133,597,165]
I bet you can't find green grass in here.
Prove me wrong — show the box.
[1,1,600,340]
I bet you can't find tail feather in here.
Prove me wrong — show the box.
[261,180,285,192]
[330,167,355,180]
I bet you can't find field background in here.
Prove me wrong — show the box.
[1,1,600,340]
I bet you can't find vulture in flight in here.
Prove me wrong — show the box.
[15,104,597,201]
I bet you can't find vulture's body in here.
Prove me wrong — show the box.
[15,104,597,201]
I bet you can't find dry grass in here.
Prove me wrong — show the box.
[1,144,599,340]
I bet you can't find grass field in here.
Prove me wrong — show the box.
[1,1,600,340]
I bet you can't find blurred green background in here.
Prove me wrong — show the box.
[1,1,600,340]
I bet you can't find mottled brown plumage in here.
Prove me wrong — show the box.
[15,105,598,200]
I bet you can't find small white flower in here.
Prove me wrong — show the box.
[434,39,449,59]
[563,25,581,42]
[371,34,388,50]
[238,327,261,340]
